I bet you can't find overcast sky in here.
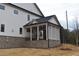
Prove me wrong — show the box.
[36,3,79,30]
[2,0,79,30]
[0,0,79,30]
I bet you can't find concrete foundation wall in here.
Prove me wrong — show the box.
[24,40,48,48]
[49,40,61,48]
[0,36,60,48]
[0,36,26,48]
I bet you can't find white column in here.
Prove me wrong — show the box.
[30,27,32,41]
[46,24,48,40]
[37,26,39,40]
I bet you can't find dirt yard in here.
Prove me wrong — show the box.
[0,44,79,56]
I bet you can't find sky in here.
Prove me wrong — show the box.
[0,0,79,30]
[36,3,79,30]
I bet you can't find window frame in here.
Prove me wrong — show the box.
[1,24,5,32]
[14,10,18,14]
[0,5,5,10]
[27,15,30,21]
[19,28,22,34]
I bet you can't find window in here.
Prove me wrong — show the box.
[14,10,18,14]
[0,5,5,10]
[1,24,5,32]
[27,15,30,21]
[19,28,22,34]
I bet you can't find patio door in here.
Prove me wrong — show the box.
[32,27,37,40]
[39,25,46,40]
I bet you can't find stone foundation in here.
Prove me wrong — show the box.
[0,36,61,48]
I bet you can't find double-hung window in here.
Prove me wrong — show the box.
[0,5,5,10]
[1,24,5,32]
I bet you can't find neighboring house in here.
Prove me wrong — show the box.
[0,3,62,48]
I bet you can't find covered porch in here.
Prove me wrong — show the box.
[23,15,61,48]
[24,23,48,41]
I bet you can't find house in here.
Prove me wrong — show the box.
[0,3,62,48]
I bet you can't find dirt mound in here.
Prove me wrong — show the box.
[59,44,76,50]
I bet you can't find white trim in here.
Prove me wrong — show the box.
[24,23,47,28]
[37,26,39,40]
[30,27,32,41]
[46,23,48,40]
[25,23,48,40]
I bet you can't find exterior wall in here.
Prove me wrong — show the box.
[12,3,42,16]
[48,25,60,40]
[0,3,40,37]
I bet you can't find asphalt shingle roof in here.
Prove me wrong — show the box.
[23,15,61,27]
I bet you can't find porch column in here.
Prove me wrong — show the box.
[30,27,32,41]
[37,26,39,40]
[46,24,48,40]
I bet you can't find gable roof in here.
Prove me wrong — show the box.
[24,15,61,27]
[4,3,44,17]
[34,3,44,16]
